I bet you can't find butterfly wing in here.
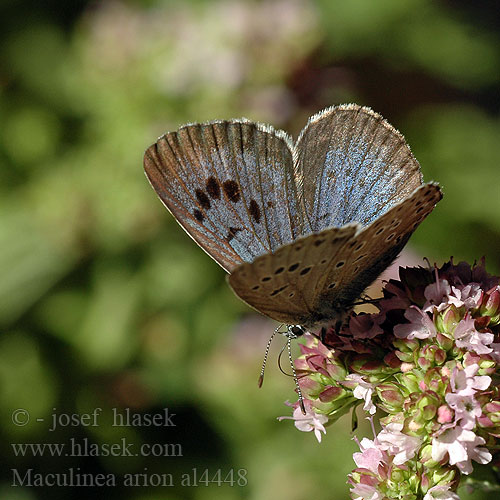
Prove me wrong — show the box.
[227,224,360,325]
[295,104,424,232]
[228,183,442,328]
[144,120,303,272]
[310,182,443,322]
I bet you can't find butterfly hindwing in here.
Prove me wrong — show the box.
[295,104,424,231]
[312,182,443,316]
[227,224,359,325]
[144,120,303,272]
[228,183,441,328]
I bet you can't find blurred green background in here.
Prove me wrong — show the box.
[1,0,499,499]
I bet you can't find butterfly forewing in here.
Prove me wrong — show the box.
[144,120,302,272]
[227,224,360,326]
[295,105,423,232]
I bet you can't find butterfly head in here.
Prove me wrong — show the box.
[283,325,306,340]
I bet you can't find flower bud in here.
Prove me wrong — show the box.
[318,385,346,403]
[437,405,454,424]
[398,371,421,394]
[436,332,454,351]
[394,338,420,359]
[480,286,500,324]
[417,356,431,371]
[349,356,392,376]
[437,305,461,335]
[376,383,404,413]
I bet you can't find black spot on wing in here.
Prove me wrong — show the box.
[249,199,261,223]
[270,285,289,296]
[193,209,204,222]
[195,189,211,210]
[206,176,221,199]
[223,180,241,202]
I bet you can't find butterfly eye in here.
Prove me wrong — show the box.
[290,326,305,336]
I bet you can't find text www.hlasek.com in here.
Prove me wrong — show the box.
[11,438,182,457]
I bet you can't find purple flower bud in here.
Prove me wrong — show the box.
[437,405,454,424]
[376,383,404,412]
[419,345,447,367]
[318,385,346,403]
[418,356,432,371]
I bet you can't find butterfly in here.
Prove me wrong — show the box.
[143,104,442,334]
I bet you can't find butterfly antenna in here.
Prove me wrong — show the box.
[287,337,306,415]
[276,338,306,414]
[258,325,282,388]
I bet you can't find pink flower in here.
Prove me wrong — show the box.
[424,278,451,312]
[445,365,491,430]
[376,422,422,465]
[353,437,386,473]
[448,284,483,310]
[423,485,460,500]
[351,482,384,500]
[431,427,492,474]
[450,364,492,395]
[453,315,494,355]
[393,306,436,340]
[278,400,328,443]
[490,343,500,363]
[345,374,376,415]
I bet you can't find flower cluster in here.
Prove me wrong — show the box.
[282,259,500,500]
